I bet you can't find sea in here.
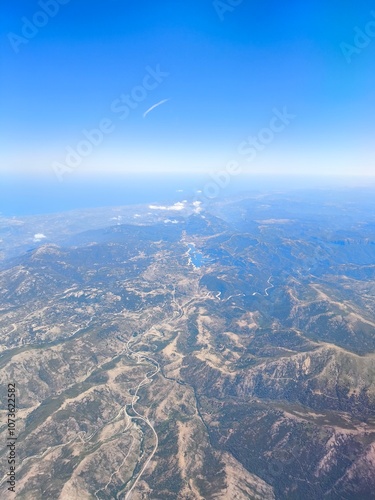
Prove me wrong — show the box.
[0,174,207,217]
[1,173,373,217]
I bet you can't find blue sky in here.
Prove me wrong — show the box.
[1,0,375,183]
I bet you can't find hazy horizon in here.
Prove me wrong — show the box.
[1,172,375,217]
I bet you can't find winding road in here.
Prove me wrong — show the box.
[122,336,160,500]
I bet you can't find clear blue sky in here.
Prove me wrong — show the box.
[1,0,375,183]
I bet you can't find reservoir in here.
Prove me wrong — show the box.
[187,244,207,268]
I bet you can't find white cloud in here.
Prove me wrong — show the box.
[164,219,180,224]
[149,201,186,211]
[33,233,47,242]
[193,200,202,213]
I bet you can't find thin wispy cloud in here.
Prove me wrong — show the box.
[143,98,170,118]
